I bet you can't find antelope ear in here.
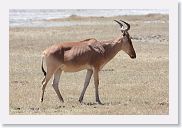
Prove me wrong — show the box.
[120,30,124,33]
[122,31,126,36]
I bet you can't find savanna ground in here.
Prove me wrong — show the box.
[9,14,169,115]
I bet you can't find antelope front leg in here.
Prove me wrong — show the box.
[79,69,93,103]
[93,68,103,105]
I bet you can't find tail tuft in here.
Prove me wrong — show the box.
[41,56,46,76]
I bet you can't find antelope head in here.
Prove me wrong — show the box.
[114,20,136,59]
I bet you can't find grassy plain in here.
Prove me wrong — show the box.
[9,14,169,115]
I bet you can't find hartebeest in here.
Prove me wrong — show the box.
[40,20,136,105]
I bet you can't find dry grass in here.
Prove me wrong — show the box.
[9,14,169,115]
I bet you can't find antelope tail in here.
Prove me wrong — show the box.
[41,55,46,76]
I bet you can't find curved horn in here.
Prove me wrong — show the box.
[120,20,130,31]
[114,20,124,30]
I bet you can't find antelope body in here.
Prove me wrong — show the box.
[40,20,136,104]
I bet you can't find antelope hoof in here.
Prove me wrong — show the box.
[79,96,83,103]
[79,97,83,103]
[97,102,104,105]
[40,98,43,103]
[96,101,104,105]
[60,98,64,103]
